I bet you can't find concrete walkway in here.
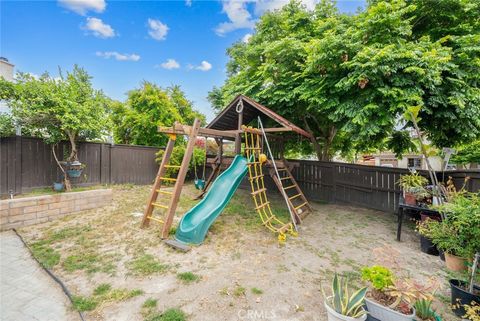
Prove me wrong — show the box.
[0,230,80,321]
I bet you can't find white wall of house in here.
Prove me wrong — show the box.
[373,153,444,171]
[0,58,14,114]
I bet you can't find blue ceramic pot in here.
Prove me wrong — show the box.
[67,168,83,178]
[53,182,64,191]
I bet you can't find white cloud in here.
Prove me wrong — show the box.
[191,61,212,71]
[185,0,192,7]
[158,59,180,70]
[96,51,140,61]
[84,17,115,38]
[215,0,255,36]
[255,0,317,15]
[58,0,106,15]
[147,19,169,41]
[242,33,252,43]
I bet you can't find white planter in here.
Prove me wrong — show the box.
[324,298,367,321]
[365,297,415,321]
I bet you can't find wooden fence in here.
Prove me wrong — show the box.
[0,136,160,197]
[1,136,479,213]
[288,160,480,213]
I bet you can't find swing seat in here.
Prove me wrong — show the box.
[194,178,206,190]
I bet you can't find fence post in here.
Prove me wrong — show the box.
[13,136,22,195]
[331,162,337,203]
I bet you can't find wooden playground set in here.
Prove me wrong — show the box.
[141,95,314,248]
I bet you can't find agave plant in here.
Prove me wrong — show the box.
[414,299,436,321]
[326,273,368,318]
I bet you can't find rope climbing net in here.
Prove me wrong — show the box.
[242,125,296,243]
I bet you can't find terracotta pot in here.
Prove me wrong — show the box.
[445,253,467,272]
[404,192,417,206]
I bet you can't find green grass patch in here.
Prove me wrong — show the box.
[48,225,92,242]
[72,285,143,312]
[176,272,200,284]
[93,283,112,296]
[72,295,99,311]
[62,250,118,274]
[142,298,158,309]
[145,308,187,321]
[30,241,61,268]
[127,254,170,276]
[251,287,263,295]
[233,286,246,297]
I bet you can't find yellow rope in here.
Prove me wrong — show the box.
[242,126,295,243]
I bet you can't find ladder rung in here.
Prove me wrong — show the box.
[280,176,291,180]
[164,165,181,169]
[262,215,275,225]
[152,202,169,209]
[251,188,267,195]
[289,194,301,200]
[245,147,261,150]
[277,223,292,234]
[147,216,164,223]
[294,202,308,211]
[249,174,264,181]
[156,189,173,195]
[255,202,270,210]
[159,177,177,181]
[247,161,261,165]
[284,185,296,190]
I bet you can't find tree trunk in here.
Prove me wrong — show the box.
[52,144,72,191]
[303,116,336,161]
[66,131,78,162]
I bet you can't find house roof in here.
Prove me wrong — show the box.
[206,95,313,139]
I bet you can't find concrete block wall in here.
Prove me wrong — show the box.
[0,189,112,230]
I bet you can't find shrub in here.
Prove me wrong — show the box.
[361,265,394,291]
[420,193,480,259]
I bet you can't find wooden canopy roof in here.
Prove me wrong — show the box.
[206,95,313,139]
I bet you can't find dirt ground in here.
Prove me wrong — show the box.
[18,184,456,321]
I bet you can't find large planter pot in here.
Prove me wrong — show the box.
[445,253,467,272]
[365,297,415,321]
[404,192,417,206]
[324,298,367,321]
[450,279,480,317]
[420,235,439,256]
[66,168,83,178]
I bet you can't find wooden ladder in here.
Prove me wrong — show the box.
[141,118,201,238]
[269,161,312,222]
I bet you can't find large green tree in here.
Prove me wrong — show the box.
[111,82,205,147]
[210,0,480,160]
[1,65,109,189]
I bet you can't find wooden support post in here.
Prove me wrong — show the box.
[161,118,201,238]
[235,106,243,154]
[142,138,176,227]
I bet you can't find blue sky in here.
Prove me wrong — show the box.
[1,0,365,121]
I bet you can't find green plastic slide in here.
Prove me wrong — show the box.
[174,155,248,245]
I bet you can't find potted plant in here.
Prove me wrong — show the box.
[361,265,416,321]
[414,299,441,321]
[421,193,480,271]
[450,252,480,317]
[65,160,85,178]
[323,273,368,321]
[416,220,440,256]
[398,173,429,206]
